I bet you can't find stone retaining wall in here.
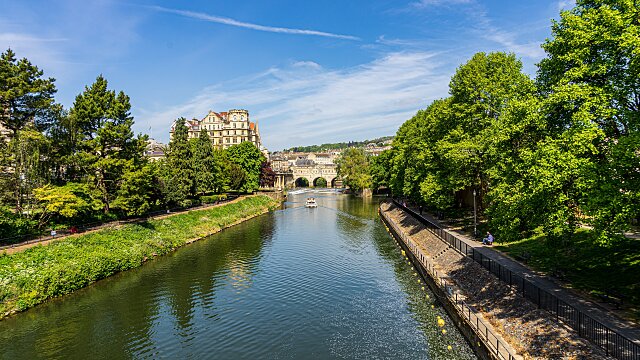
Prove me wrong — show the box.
[380,201,608,360]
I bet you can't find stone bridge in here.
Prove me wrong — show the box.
[274,164,340,188]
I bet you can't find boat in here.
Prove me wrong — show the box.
[305,197,318,208]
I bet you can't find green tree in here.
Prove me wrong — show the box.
[536,0,640,242]
[192,129,216,195]
[0,49,57,137]
[228,163,247,191]
[69,75,145,213]
[370,149,393,190]
[112,163,158,216]
[162,117,193,206]
[226,142,265,192]
[0,49,59,212]
[336,148,372,192]
[33,182,100,226]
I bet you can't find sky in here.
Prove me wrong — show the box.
[0,0,574,150]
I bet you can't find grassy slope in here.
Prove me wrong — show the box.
[494,230,640,318]
[0,195,278,319]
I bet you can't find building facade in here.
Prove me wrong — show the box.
[170,109,262,150]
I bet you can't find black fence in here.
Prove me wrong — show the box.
[393,199,640,360]
[0,195,239,250]
[380,209,517,360]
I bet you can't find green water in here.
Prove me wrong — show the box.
[0,193,476,359]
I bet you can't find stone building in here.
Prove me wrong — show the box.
[170,109,263,150]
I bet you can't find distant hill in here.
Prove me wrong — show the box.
[282,136,393,153]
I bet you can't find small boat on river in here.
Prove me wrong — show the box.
[305,197,318,208]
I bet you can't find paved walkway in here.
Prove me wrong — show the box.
[400,203,640,344]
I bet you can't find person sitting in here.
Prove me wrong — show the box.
[482,232,494,245]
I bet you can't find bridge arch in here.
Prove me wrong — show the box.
[313,177,327,188]
[295,177,309,188]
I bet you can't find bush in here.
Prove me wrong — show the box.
[200,194,228,204]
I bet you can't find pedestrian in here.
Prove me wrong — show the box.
[419,205,423,215]
[482,232,494,245]
[51,229,57,238]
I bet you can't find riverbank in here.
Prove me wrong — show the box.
[380,201,608,360]
[0,195,279,320]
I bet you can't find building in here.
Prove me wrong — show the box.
[170,109,263,150]
[144,138,166,162]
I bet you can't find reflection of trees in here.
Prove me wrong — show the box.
[162,213,275,332]
[0,213,276,359]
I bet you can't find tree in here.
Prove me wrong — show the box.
[259,161,276,188]
[69,75,146,213]
[226,142,265,192]
[192,129,216,195]
[0,49,59,212]
[112,164,158,216]
[336,148,372,192]
[162,117,193,206]
[0,48,58,137]
[33,182,100,226]
[536,0,640,242]
[228,163,246,191]
[370,149,393,190]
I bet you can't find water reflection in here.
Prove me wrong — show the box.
[0,194,475,360]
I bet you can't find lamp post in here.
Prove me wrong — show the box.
[473,189,477,238]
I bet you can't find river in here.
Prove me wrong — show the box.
[0,192,476,359]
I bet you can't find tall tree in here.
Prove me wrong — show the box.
[69,75,145,213]
[336,148,372,192]
[537,0,640,242]
[192,129,216,195]
[259,161,276,188]
[163,117,193,206]
[0,49,59,212]
[226,141,265,193]
[0,48,57,137]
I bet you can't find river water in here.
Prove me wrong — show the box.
[0,193,476,359]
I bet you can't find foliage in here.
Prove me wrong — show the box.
[33,182,100,225]
[192,130,217,195]
[227,163,247,191]
[200,194,228,204]
[112,164,159,216]
[283,136,393,152]
[0,48,58,136]
[370,149,392,189]
[67,75,146,213]
[259,161,276,188]
[314,177,327,188]
[162,117,193,206]
[0,195,277,319]
[336,148,372,192]
[226,141,265,192]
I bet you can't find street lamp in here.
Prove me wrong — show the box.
[473,189,477,238]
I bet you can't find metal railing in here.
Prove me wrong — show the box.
[393,199,640,360]
[380,209,517,360]
[0,195,239,250]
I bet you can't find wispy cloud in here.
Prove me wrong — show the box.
[0,33,67,43]
[135,51,452,149]
[557,0,574,11]
[150,6,360,41]
[410,0,473,9]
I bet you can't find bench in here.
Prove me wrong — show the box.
[596,290,624,309]
[514,252,531,263]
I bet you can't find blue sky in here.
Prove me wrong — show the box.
[0,0,573,150]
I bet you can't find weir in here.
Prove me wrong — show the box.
[379,205,520,360]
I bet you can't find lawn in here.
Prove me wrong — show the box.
[494,229,640,320]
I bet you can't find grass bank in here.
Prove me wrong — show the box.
[494,230,640,319]
[0,195,278,319]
